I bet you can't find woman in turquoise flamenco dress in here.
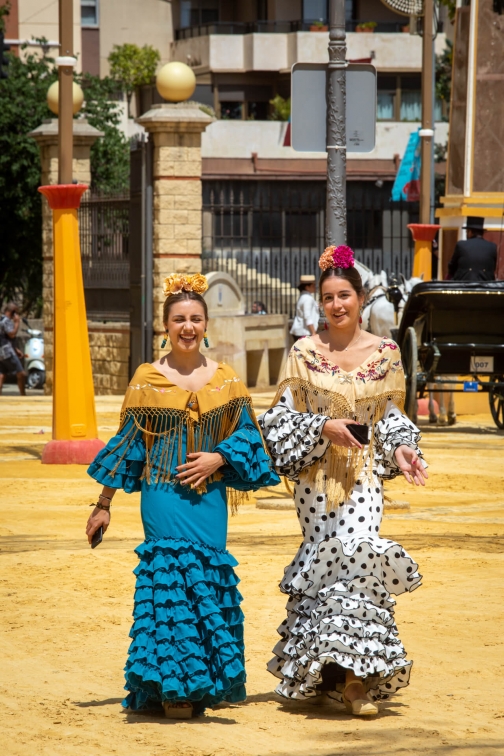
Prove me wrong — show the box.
[85,273,279,718]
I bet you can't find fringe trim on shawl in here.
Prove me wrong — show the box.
[271,378,405,509]
[106,396,264,512]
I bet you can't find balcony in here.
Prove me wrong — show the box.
[175,20,438,40]
[201,120,449,163]
[173,28,447,73]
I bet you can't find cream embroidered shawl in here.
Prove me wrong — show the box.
[272,336,406,503]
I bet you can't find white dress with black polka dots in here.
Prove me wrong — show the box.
[259,390,425,703]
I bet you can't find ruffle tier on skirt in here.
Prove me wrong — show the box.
[123,537,246,714]
[268,533,422,702]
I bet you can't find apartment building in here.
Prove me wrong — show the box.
[7,0,451,285]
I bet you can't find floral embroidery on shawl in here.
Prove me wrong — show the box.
[296,347,342,376]
[355,357,390,383]
[209,377,242,392]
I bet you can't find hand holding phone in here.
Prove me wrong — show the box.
[91,526,103,549]
[347,423,369,445]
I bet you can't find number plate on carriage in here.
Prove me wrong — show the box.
[470,356,494,373]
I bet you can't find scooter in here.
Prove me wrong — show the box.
[22,318,45,389]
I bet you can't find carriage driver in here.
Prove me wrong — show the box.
[448,217,497,282]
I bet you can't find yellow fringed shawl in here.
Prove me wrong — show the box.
[110,362,262,507]
[272,337,406,507]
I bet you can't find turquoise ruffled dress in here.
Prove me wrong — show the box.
[87,363,279,715]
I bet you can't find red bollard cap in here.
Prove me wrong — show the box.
[38,184,88,210]
[407,223,441,243]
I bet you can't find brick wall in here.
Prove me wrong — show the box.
[88,322,130,395]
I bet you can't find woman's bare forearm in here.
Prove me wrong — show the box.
[98,486,117,503]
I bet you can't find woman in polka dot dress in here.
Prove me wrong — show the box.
[258,245,428,717]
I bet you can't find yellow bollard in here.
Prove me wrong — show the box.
[407,223,441,282]
[38,185,104,464]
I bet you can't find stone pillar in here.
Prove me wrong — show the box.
[29,119,103,394]
[136,103,213,361]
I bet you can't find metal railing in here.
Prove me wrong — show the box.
[175,19,433,39]
[79,193,130,319]
[202,180,418,318]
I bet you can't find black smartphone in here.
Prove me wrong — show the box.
[347,423,369,445]
[91,526,103,549]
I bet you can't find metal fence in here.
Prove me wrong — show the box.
[79,193,130,320]
[175,19,437,39]
[202,180,419,318]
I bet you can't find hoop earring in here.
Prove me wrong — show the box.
[204,332,210,348]
[161,332,168,349]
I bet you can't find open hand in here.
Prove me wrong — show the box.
[175,452,225,489]
[394,445,428,486]
[322,419,363,449]
[86,508,111,544]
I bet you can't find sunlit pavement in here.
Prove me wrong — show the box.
[1,392,503,756]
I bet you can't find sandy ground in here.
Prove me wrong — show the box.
[1,392,504,756]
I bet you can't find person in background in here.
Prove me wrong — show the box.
[0,303,26,396]
[251,301,268,315]
[290,274,320,342]
[447,217,497,281]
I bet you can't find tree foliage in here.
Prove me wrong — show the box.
[435,40,453,106]
[0,44,57,313]
[268,94,291,121]
[0,36,130,311]
[79,75,130,194]
[108,43,160,113]
[438,0,456,23]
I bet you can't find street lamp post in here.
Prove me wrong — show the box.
[57,0,74,184]
[38,0,104,464]
[325,0,347,247]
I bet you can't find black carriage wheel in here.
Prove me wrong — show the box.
[402,326,418,424]
[489,377,504,429]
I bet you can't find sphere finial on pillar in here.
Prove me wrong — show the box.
[156,62,196,102]
[47,80,84,115]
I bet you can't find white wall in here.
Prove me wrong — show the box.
[201,120,449,161]
[173,30,448,73]
[99,0,174,76]
[18,0,82,72]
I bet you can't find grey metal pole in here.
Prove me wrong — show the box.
[325,0,347,247]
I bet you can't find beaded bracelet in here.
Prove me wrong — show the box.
[90,502,111,511]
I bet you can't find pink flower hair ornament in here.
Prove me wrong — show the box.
[319,245,355,271]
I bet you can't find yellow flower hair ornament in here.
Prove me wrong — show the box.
[163,273,209,297]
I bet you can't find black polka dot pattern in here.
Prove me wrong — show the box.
[260,394,425,705]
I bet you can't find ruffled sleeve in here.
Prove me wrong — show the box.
[87,413,146,493]
[374,400,427,479]
[257,387,330,481]
[214,406,280,491]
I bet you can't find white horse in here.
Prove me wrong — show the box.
[361,272,456,425]
[362,273,423,338]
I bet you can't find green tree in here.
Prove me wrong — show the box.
[436,40,453,108]
[0,43,57,313]
[0,34,130,310]
[108,43,160,115]
[79,75,130,194]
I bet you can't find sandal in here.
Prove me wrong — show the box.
[163,701,194,720]
[342,680,379,717]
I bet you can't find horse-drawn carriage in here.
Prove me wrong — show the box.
[396,281,504,428]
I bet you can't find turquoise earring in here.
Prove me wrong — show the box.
[161,332,168,349]
[204,332,210,348]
